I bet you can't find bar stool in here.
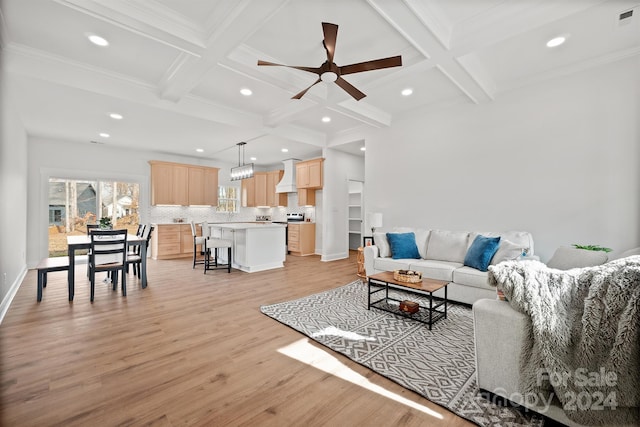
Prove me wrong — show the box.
[191,221,207,268]
[204,235,233,274]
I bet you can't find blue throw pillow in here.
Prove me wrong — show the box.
[464,235,501,272]
[387,232,421,259]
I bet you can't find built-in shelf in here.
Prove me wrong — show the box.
[348,182,363,250]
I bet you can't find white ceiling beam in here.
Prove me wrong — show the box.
[4,43,261,129]
[367,0,493,104]
[263,124,326,148]
[158,0,291,103]
[53,0,206,56]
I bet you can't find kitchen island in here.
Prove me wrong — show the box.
[208,223,286,273]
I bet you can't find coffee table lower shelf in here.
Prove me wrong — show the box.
[367,273,449,330]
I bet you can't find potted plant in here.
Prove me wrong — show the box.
[99,217,113,229]
[572,244,612,253]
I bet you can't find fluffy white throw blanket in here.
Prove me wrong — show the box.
[488,256,640,426]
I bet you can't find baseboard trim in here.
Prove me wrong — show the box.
[321,251,349,262]
[0,265,28,325]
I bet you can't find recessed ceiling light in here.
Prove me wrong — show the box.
[87,34,109,47]
[196,148,204,153]
[240,88,252,96]
[109,113,123,120]
[250,157,257,161]
[401,88,413,96]
[321,116,331,123]
[360,146,366,151]
[546,36,567,48]
[99,132,110,138]
[281,148,289,153]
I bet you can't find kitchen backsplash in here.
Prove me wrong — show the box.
[148,205,315,224]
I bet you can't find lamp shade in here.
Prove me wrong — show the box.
[368,212,383,229]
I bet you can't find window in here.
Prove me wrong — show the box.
[217,186,239,213]
[47,178,140,256]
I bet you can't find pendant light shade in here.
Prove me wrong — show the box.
[230,142,254,181]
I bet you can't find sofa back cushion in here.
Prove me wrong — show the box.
[546,246,608,270]
[387,232,421,259]
[426,230,470,263]
[490,239,527,265]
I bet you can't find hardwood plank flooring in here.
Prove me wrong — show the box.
[1,252,473,426]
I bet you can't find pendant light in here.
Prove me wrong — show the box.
[230,142,254,181]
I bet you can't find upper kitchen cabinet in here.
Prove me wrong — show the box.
[254,172,268,207]
[149,161,219,206]
[296,158,324,189]
[242,170,287,208]
[188,166,220,205]
[267,170,287,207]
[241,176,256,207]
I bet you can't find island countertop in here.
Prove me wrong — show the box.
[209,223,286,230]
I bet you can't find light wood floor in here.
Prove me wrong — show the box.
[1,252,473,426]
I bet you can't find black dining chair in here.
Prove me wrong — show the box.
[127,225,153,277]
[88,229,128,302]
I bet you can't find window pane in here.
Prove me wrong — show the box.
[48,178,139,257]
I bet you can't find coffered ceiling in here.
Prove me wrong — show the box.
[1,0,638,166]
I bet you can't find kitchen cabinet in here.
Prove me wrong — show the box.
[150,161,219,206]
[210,223,286,272]
[267,170,287,207]
[254,172,268,207]
[188,167,219,205]
[296,158,324,189]
[297,188,316,206]
[242,170,286,207]
[241,176,255,207]
[151,223,195,259]
[288,222,315,256]
[150,161,188,205]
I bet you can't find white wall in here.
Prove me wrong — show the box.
[365,57,640,261]
[321,148,365,261]
[0,69,29,312]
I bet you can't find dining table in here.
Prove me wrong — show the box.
[66,233,148,301]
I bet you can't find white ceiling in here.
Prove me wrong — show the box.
[1,0,639,166]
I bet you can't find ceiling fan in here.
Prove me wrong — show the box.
[258,22,402,101]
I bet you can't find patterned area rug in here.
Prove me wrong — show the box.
[261,280,544,427]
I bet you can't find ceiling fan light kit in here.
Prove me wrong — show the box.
[258,22,402,101]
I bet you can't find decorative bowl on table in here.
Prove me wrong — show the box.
[393,269,422,283]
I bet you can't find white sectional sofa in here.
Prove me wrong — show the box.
[363,228,535,305]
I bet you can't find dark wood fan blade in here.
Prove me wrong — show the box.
[335,76,366,101]
[339,55,402,75]
[322,22,338,63]
[258,60,321,75]
[292,78,322,99]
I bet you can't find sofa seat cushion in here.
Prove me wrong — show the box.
[453,266,491,290]
[408,260,462,282]
[374,257,413,272]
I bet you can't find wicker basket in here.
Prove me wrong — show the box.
[393,269,422,283]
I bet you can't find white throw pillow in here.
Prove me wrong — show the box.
[373,232,391,258]
[490,239,527,265]
[425,230,469,263]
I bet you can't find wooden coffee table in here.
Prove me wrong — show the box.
[367,271,449,330]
